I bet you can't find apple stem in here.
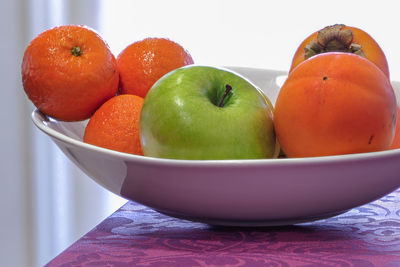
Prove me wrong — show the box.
[218,84,232,107]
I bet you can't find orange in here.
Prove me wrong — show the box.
[390,106,400,149]
[83,94,144,155]
[274,53,396,158]
[289,24,390,78]
[117,37,194,98]
[22,25,119,121]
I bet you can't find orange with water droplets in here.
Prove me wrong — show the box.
[22,25,119,121]
[83,94,144,155]
[117,37,194,98]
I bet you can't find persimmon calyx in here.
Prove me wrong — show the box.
[304,24,366,59]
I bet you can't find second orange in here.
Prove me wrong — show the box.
[117,37,194,98]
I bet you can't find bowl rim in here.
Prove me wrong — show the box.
[31,108,400,168]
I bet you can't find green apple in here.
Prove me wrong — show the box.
[139,65,278,160]
[258,88,285,157]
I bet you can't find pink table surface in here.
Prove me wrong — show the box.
[46,189,400,267]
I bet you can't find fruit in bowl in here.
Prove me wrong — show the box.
[22,24,400,226]
[22,24,398,160]
[21,25,119,121]
[275,53,396,158]
[83,94,144,155]
[273,24,397,158]
[289,24,390,78]
[117,37,194,98]
[140,65,278,160]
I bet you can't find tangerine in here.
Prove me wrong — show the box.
[22,25,119,121]
[117,37,194,98]
[83,94,144,155]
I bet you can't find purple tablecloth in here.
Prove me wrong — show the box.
[47,189,400,267]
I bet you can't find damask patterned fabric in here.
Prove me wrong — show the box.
[47,189,400,266]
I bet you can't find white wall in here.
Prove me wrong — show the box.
[0,0,32,266]
[100,0,400,81]
[1,1,126,266]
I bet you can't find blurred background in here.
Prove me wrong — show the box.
[2,0,400,266]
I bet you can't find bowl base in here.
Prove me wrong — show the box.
[155,209,350,227]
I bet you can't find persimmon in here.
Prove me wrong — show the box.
[289,24,390,78]
[274,52,397,158]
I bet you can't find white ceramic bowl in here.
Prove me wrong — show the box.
[31,66,400,226]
